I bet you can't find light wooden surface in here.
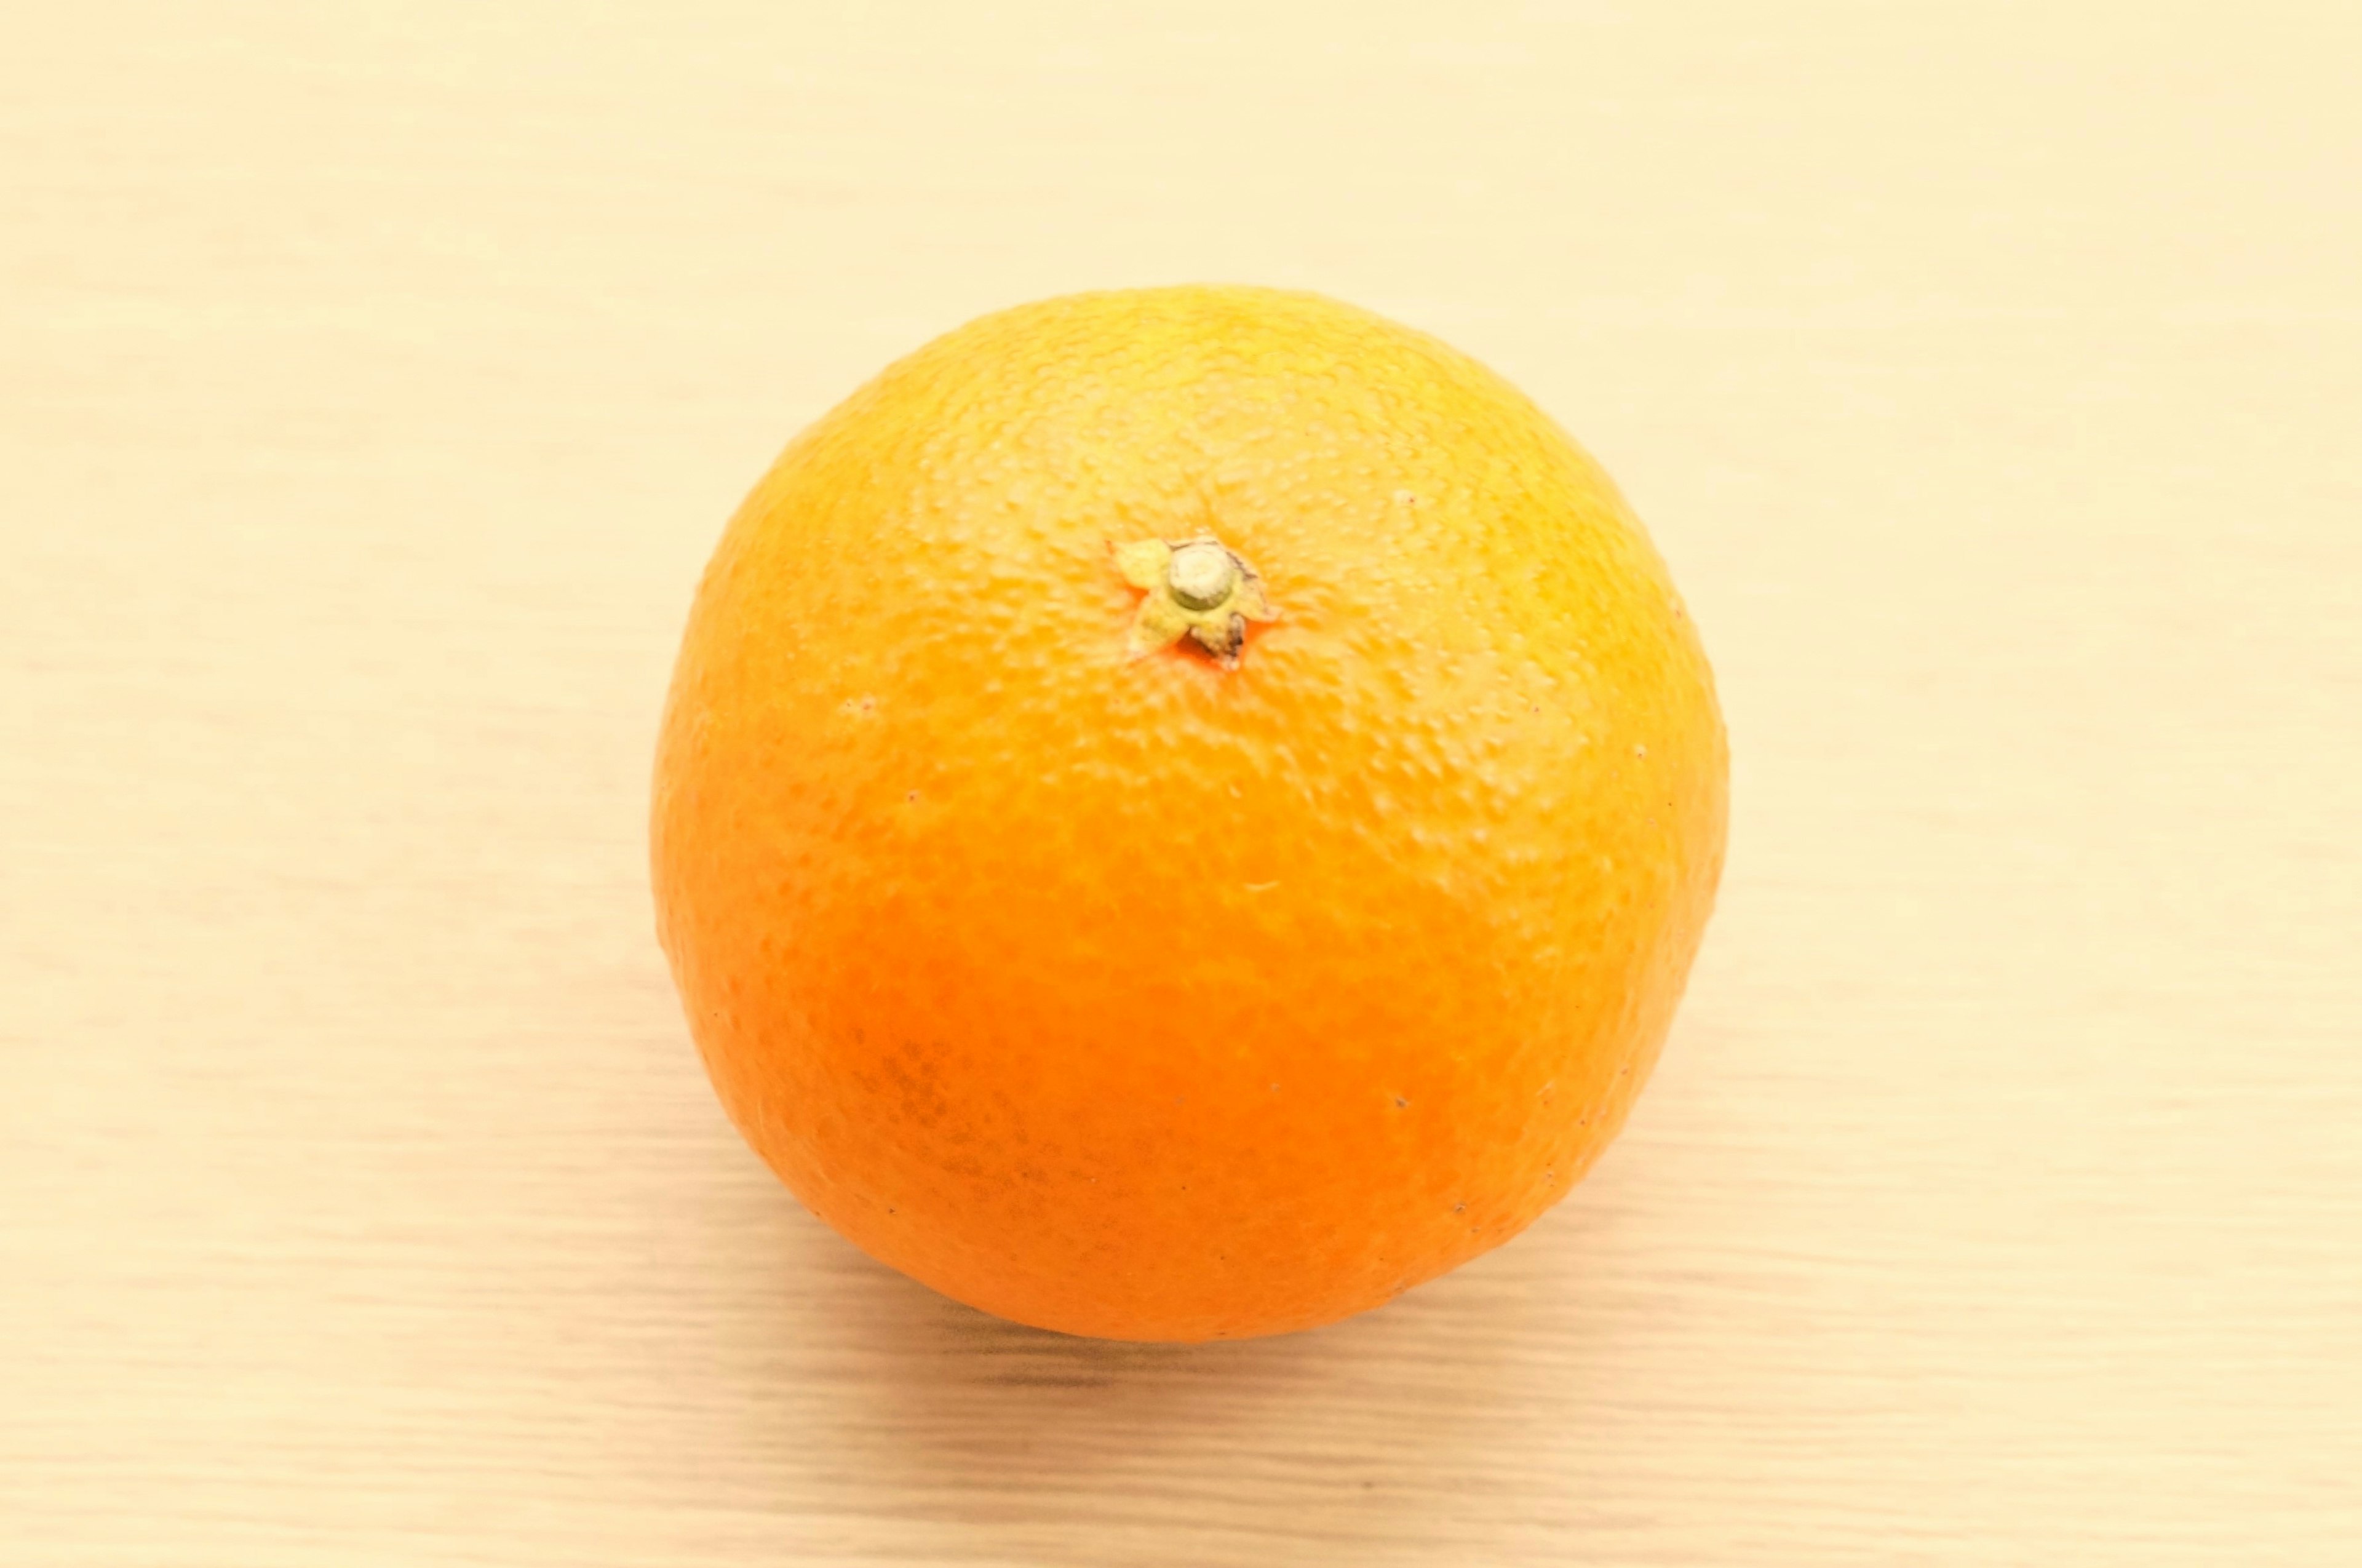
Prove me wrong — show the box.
[6,4,2358,1562]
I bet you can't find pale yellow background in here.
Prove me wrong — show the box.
[5,3,2358,1563]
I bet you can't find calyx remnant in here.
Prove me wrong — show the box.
[1112,535,1278,669]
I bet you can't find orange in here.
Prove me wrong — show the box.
[651,286,1727,1342]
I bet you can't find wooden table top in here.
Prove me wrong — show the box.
[6,4,2357,1562]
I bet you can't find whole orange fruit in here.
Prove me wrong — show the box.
[652,286,1727,1342]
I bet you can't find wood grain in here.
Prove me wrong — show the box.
[5,3,2357,1562]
